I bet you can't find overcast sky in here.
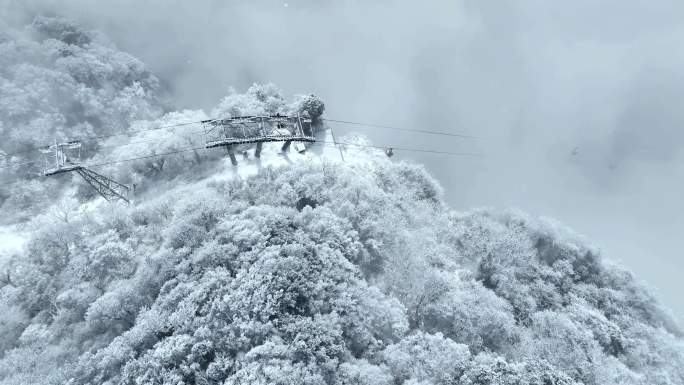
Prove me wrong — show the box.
[7,0,684,317]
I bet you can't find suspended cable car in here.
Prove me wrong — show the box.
[384,147,394,157]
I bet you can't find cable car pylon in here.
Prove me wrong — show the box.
[39,141,130,204]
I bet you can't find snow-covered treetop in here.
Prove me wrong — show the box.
[212,83,325,120]
[1,157,682,385]
[0,16,162,157]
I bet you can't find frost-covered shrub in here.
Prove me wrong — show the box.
[291,93,326,121]
[420,281,520,354]
[336,359,392,385]
[213,83,287,118]
[31,15,93,46]
[0,16,163,216]
[1,159,682,385]
[0,17,162,156]
[459,354,578,385]
[381,332,471,384]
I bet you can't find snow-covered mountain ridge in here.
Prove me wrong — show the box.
[2,153,683,385]
[0,16,682,385]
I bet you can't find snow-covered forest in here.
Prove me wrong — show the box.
[1,16,683,385]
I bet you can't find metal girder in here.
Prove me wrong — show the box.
[76,168,130,204]
[38,139,130,204]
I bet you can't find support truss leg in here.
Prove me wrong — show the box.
[229,153,238,166]
[76,168,130,204]
[329,127,345,162]
[255,142,263,158]
[281,141,292,152]
[225,146,238,166]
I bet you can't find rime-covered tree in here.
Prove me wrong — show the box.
[1,160,682,385]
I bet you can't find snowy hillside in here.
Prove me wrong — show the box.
[0,16,683,385]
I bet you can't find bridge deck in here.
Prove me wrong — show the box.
[205,135,316,149]
[43,164,83,176]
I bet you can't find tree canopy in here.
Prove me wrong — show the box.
[1,158,682,385]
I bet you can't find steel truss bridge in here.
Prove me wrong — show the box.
[202,114,315,165]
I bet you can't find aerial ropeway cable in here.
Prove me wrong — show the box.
[0,120,204,159]
[0,116,478,159]
[0,124,482,174]
[0,114,485,203]
[321,118,478,139]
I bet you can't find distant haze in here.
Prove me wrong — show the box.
[4,0,683,317]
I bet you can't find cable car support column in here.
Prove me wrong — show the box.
[329,126,345,162]
[75,167,130,204]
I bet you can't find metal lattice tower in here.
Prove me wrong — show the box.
[39,141,130,204]
[202,114,315,165]
[75,168,130,203]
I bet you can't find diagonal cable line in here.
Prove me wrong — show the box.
[339,141,482,156]
[0,120,205,158]
[1,115,485,177]
[321,118,478,139]
[83,146,209,169]
[1,138,484,180]
[0,130,208,171]
[312,140,484,157]
[1,115,478,159]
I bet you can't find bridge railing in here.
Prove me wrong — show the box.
[202,115,315,148]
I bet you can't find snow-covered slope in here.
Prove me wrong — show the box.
[0,226,26,263]
[1,155,683,385]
